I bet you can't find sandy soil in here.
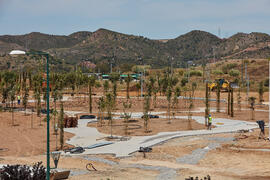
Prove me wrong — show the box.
[88,117,206,136]
[0,112,73,157]
[0,89,269,180]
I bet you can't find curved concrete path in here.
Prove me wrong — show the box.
[64,111,258,158]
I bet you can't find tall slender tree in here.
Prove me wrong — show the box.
[88,76,96,113]
[105,93,114,138]
[125,74,132,99]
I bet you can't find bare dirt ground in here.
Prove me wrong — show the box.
[0,89,269,179]
[0,112,73,157]
[88,117,205,136]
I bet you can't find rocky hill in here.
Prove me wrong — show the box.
[0,29,270,69]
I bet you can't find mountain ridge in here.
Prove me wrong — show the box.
[1,29,270,68]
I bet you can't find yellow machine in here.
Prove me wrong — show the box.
[209,79,230,91]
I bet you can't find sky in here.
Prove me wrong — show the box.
[0,0,270,39]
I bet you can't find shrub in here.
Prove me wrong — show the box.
[178,69,184,76]
[229,69,240,77]
[264,78,269,87]
[181,78,188,87]
[212,70,224,75]
[222,63,237,74]
[184,70,202,77]
[0,162,46,180]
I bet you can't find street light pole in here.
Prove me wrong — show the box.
[45,54,50,180]
[10,50,51,179]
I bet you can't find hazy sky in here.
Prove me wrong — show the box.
[0,0,270,39]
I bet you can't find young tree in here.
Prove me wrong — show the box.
[258,81,264,104]
[125,74,132,99]
[248,97,256,120]
[173,86,181,109]
[237,85,242,111]
[136,82,141,98]
[143,95,150,133]
[122,100,132,135]
[105,93,114,138]
[188,82,197,129]
[97,96,106,127]
[59,96,64,150]
[65,72,76,96]
[231,87,234,117]
[205,81,210,126]
[9,88,16,126]
[22,86,29,116]
[103,80,109,95]
[110,73,120,105]
[216,82,221,112]
[166,85,172,124]
[88,76,96,113]
[227,87,231,115]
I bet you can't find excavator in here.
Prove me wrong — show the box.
[209,79,230,91]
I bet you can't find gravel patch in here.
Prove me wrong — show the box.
[124,164,177,180]
[206,137,235,142]
[176,142,220,165]
[80,156,119,166]
[56,168,89,177]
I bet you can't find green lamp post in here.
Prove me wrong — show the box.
[10,50,51,180]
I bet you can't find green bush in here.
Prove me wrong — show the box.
[181,78,188,87]
[229,69,240,77]
[212,70,224,75]
[184,70,202,77]
[264,78,269,87]
[222,63,238,74]
[178,69,184,76]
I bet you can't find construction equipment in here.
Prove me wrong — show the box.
[209,79,230,91]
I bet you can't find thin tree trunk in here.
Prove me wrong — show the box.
[205,82,209,126]
[89,84,92,113]
[216,84,220,112]
[60,101,64,150]
[228,88,231,115]
[231,88,234,117]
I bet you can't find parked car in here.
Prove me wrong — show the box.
[141,114,159,119]
[80,115,96,119]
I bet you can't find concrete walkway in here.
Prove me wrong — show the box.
[64,111,258,158]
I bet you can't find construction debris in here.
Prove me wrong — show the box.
[64,147,84,154]
[64,117,78,128]
[185,175,211,180]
